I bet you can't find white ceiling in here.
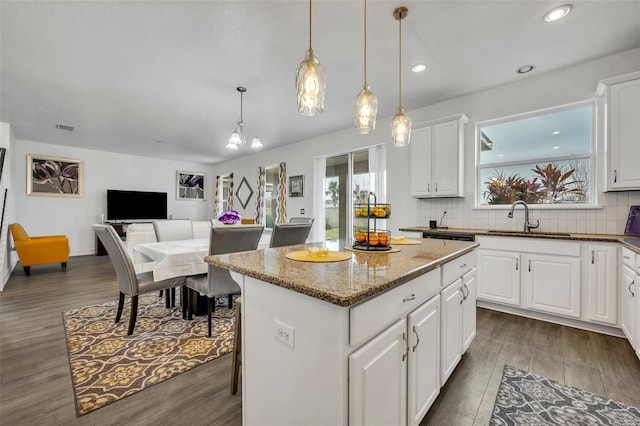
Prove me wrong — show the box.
[1,1,639,164]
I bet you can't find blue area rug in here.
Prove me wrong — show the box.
[491,365,640,425]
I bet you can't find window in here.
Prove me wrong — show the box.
[477,102,594,206]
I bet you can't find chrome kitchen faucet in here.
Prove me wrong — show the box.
[507,200,540,232]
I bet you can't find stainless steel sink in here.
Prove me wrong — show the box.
[487,230,571,237]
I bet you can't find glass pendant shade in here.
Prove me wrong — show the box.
[354,84,378,134]
[228,127,242,145]
[391,107,412,147]
[296,49,326,116]
[226,141,239,150]
[251,136,263,149]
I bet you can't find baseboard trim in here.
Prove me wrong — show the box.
[476,300,625,338]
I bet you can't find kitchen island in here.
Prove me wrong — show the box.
[207,238,478,426]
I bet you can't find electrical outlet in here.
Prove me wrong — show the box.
[274,320,295,348]
[300,208,305,214]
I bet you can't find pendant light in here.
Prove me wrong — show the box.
[391,6,411,147]
[353,0,378,134]
[226,86,263,150]
[295,0,326,116]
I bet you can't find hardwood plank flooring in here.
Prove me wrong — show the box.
[2,256,640,425]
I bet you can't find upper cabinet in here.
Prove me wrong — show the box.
[410,114,468,198]
[597,71,640,191]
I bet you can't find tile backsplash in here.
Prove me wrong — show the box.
[417,191,640,235]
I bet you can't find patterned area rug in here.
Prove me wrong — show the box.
[62,294,235,416]
[491,365,640,425]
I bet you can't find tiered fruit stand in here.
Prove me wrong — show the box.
[353,193,391,251]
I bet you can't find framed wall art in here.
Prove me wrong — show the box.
[177,171,206,201]
[289,174,304,197]
[27,154,83,197]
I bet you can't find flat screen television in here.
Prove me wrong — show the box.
[107,189,167,222]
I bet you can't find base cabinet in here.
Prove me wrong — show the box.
[525,254,581,318]
[440,280,462,384]
[462,268,477,352]
[586,244,618,325]
[477,249,520,306]
[621,265,636,347]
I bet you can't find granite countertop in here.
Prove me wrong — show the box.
[399,227,640,254]
[206,239,478,307]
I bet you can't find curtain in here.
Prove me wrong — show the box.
[213,175,222,218]
[274,162,286,224]
[255,167,265,224]
[311,156,326,243]
[227,173,234,211]
[369,144,387,202]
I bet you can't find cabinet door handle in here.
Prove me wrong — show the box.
[460,286,465,304]
[614,169,618,183]
[403,293,416,303]
[528,260,531,272]
[463,282,469,301]
[435,182,438,192]
[402,332,408,362]
[630,281,635,297]
[427,183,430,193]
[412,326,420,352]
[515,259,519,271]
[591,250,595,264]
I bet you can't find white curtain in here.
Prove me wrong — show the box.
[311,156,326,243]
[369,144,387,202]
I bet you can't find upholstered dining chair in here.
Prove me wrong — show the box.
[9,223,70,275]
[289,217,314,224]
[185,225,264,337]
[152,219,193,242]
[269,223,313,248]
[93,224,186,335]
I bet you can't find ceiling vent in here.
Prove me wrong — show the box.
[55,124,74,131]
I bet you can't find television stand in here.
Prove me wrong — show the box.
[96,223,126,256]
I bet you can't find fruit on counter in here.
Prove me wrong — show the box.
[355,231,367,243]
[378,233,388,246]
[368,232,379,246]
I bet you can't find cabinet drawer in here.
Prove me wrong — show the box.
[442,251,476,286]
[622,247,637,270]
[350,268,441,347]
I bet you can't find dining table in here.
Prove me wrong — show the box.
[133,233,272,282]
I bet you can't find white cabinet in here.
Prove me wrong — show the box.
[462,268,477,352]
[349,295,442,426]
[621,264,636,347]
[586,244,618,325]
[477,249,520,306]
[440,279,462,384]
[597,71,640,191]
[410,113,468,198]
[524,254,581,318]
[349,318,408,426]
[407,296,440,426]
[440,252,477,384]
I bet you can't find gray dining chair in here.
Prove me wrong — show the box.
[185,225,264,337]
[289,217,314,224]
[269,223,312,248]
[93,224,186,335]
[152,219,194,242]
[152,219,194,305]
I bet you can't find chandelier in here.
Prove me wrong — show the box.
[226,86,263,150]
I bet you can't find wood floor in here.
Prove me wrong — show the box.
[2,255,640,425]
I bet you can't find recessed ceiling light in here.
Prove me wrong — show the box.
[552,130,560,135]
[553,146,560,150]
[499,154,504,157]
[411,63,427,73]
[516,64,536,74]
[544,4,573,22]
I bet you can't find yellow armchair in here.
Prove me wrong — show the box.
[9,223,70,275]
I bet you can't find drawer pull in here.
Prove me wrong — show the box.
[403,294,416,303]
[459,263,467,268]
[624,256,631,260]
[412,326,420,352]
